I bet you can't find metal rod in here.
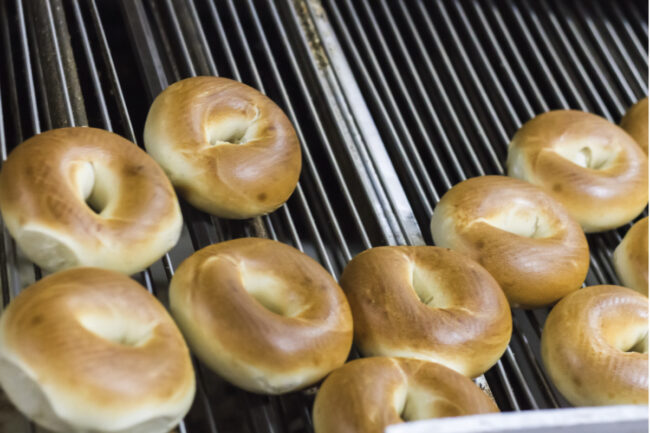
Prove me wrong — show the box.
[15,0,40,135]
[347,0,458,190]
[324,0,438,214]
[469,0,538,118]
[399,0,504,173]
[264,0,373,253]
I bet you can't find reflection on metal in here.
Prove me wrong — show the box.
[388,405,649,433]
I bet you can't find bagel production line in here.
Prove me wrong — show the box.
[0,0,647,432]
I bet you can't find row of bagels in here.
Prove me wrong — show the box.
[0,76,302,275]
[0,75,645,433]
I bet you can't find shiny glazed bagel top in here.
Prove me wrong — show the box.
[144,76,302,219]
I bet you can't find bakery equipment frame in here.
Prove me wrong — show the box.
[0,0,647,432]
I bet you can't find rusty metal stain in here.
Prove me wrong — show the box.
[292,0,329,70]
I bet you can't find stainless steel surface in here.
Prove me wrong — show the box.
[0,0,647,432]
[388,406,649,433]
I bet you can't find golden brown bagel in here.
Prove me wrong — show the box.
[0,268,195,433]
[507,110,648,232]
[0,127,182,274]
[621,97,648,154]
[541,285,648,406]
[144,76,302,219]
[313,357,498,433]
[339,246,512,378]
[614,217,648,296]
[430,176,589,308]
[169,237,352,394]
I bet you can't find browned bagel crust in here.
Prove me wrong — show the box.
[339,246,512,378]
[0,268,195,432]
[621,97,648,154]
[614,217,649,296]
[507,110,648,232]
[0,127,182,274]
[431,176,589,308]
[144,76,302,219]
[313,357,498,433]
[430,176,590,308]
[169,237,352,394]
[541,285,648,407]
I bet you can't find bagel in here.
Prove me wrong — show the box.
[313,357,498,433]
[0,268,195,433]
[614,217,648,296]
[144,76,302,219]
[169,237,352,394]
[541,285,648,406]
[620,97,648,154]
[0,127,182,274]
[430,176,589,308]
[339,246,512,378]
[507,110,648,232]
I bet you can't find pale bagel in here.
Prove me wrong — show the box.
[0,268,196,433]
[0,127,182,274]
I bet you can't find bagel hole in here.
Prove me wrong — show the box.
[71,161,95,201]
[603,315,648,354]
[79,315,154,347]
[627,332,648,354]
[210,127,248,145]
[401,396,416,422]
[483,208,556,239]
[85,194,107,214]
[575,146,610,170]
[208,117,257,146]
[71,161,111,214]
[400,387,463,421]
[241,270,302,317]
[554,141,614,170]
[411,265,453,309]
[249,292,284,316]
